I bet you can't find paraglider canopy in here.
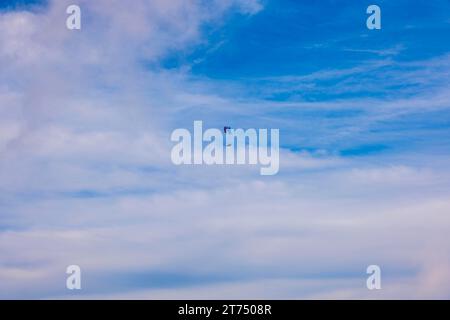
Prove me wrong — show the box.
[224,126,232,146]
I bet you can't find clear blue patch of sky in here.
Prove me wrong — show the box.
[0,0,47,11]
[163,0,450,79]
[166,0,450,158]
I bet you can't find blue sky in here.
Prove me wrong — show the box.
[2,0,450,158]
[168,0,450,76]
[159,0,450,158]
[0,0,46,10]
[0,0,450,299]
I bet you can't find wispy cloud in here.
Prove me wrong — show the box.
[1,0,450,299]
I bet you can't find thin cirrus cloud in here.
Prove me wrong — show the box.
[0,0,450,299]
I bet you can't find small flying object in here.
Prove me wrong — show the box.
[224,126,232,146]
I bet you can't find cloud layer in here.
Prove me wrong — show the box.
[0,0,449,299]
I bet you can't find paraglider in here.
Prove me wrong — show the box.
[224,126,232,146]
[170,121,280,175]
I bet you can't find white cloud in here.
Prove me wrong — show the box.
[1,163,450,298]
[1,0,450,300]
